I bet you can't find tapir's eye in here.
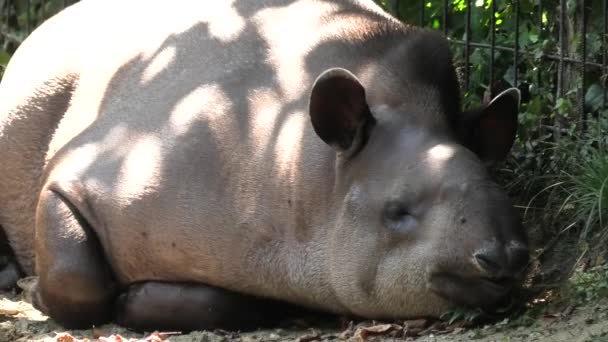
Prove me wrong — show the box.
[383,201,418,233]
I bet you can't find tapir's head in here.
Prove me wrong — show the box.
[308,66,529,318]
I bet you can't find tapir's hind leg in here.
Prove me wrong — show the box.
[34,188,116,328]
[0,227,21,289]
[116,282,295,332]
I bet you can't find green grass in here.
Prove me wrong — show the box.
[566,263,608,303]
[566,151,608,244]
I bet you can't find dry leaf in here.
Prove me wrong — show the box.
[55,333,76,342]
[337,321,356,339]
[296,332,321,342]
[50,332,90,342]
[97,332,173,342]
[403,318,429,329]
[452,327,465,334]
[91,327,108,339]
[0,308,20,315]
[353,323,403,340]
[402,318,431,337]
[98,335,125,342]
[143,332,175,341]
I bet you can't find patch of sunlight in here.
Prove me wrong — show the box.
[255,1,337,102]
[426,143,456,174]
[205,1,246,43]
[141,46,176,83]
[495,11,503,26]
[170,84,230,136]
[453,0,466,12]
[432,18,440,29]
[248,87,280,151]
[274,113,306,180]
[54,143,100,179]
[116,135,162,203]
[52,125,128,180]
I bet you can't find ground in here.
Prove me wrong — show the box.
[1,278,607,342]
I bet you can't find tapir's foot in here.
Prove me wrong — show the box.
[34,188,117,328]
[116,281,295,332]
[0,258,21,290]
[0,226,22,290]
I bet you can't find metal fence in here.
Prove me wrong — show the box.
[1,0,607,129]
[385,1,608,134]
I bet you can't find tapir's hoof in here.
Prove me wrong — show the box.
[0,258,21,290]
[17,276,41,305]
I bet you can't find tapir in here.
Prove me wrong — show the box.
[0,0,529,331]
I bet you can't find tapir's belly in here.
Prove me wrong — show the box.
[62,139,282,285]
[98,205,254,287]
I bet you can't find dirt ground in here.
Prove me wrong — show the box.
[1,284,607,342]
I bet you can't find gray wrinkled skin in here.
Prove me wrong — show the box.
[0,0,528,327]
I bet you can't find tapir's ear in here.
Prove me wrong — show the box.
[309,68,375,153]
[458,88,520,164]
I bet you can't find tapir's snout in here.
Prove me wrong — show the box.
[473,240,530,278]
[428,236,530,312]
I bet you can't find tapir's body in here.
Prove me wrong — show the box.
[0,0,529,331]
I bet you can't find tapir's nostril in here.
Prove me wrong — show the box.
[474,243,530,277]
[507,243,530,274]
[474,249,506,275]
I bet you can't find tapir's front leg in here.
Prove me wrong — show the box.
[116,281,296,332]
[0,228,21,289]
[34,187,117,328]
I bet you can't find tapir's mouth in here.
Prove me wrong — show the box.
[428,272,516,312]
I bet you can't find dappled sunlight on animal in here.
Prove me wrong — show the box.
[0,0,528,333]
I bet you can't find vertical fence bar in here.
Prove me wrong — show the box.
[580,0,587,130]
[489,0,496,87]
[513,0,520,87]
[26,0,31,34]
[558,0,566,98]
[464,0,471,90]
[443,0,448,36]
[4,0,8,38]
[41,0,46,22]
[602,0,608,109]
[537,0,543,89]
[387,0,398,18]
[420,0,425,26]
[555,0,567,140]
[1,0,4,36]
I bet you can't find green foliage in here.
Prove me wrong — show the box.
[566,263,608,303]
[566,146,608,241]
[440,307,484,325]
[0,51,9,66]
